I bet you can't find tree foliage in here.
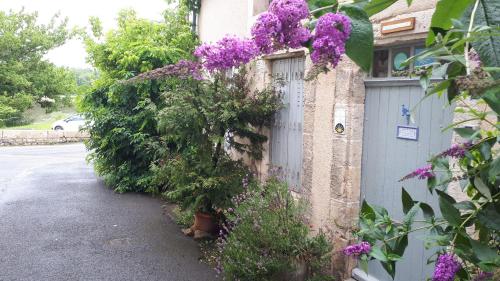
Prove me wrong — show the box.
[0,9,77,126]
[81,7,197,192]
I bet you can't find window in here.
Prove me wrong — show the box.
[371,44,434,78]
[372,50,389,78]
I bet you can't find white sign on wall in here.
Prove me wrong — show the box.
[334,105,346,134]
[397,125,419,141]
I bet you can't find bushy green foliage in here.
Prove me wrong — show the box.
[0,9,78,126]
[172,206,195,228]
[0,93,33,127]
[156,69,281,213]
[81,7,197,193]
[219,178,333,281]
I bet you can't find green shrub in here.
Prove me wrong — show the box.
[81,7,197,193]
[156,68,281,214]
[218,178,333,281]
[0,93,33,126]
[172,206,194,228]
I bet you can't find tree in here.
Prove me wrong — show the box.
[0,9,76,126]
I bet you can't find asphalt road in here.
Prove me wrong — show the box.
[0,144,216,281]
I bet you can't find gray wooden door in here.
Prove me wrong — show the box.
[270,57,305,191]
[358,81,454,281]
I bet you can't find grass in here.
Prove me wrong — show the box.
[6,105,77,130]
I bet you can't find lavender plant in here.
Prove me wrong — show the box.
[217,178,333,281]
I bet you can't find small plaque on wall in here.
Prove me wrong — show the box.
[334,106,346,134]
[397,126,419,141]
[381,18,415,34]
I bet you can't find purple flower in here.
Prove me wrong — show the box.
[126,60,204,82]
[432,254,461,281]
[194,36,258,72]
[286,26,311,49]
[343,241,371,256]
[399,164,435,182]
[311,13,351,68]
[269,0,309,27]
[251,0,311,54]
[474,271,493,281]
[438,142,473,159]
[251,12,282,54]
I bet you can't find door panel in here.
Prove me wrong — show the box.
[359,82,454,281]
[270,57,305,191]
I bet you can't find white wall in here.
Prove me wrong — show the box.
[198,0,250,43]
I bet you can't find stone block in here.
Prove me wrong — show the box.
[332,138,348,166]
[345,167,362,202]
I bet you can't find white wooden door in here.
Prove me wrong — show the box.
[270,57,305,191]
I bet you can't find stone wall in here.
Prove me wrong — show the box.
[0,130,89,146]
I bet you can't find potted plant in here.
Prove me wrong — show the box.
[165,153,248,235]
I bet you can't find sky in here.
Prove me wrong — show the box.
[0,0,170,69]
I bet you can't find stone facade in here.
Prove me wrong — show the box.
[198,0,440,279]
[0,130,89,146]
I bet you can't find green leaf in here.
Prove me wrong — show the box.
[309,0,339,17]
[489,156,500,178]
[454,232,474,258]
[447,80,459,104]
[401,188,414,214]
[469,239,499,264]
[420,203,435,220]
[479,142,492,160]
[340,5,373,72]
[454,201,477,211]
[437,190,462,226]
[473,177,492,200]
[403,203,421,229]
[393,235,408,256]
[482,86,500,116]
[454,127,476,139]
[361,200,376,220]
[465,0,500,77]
[370,247,388,262]
[359,257,369,273]
[427,80,451,96]
[387,253,402,261]
[419,74,430,91]
[426,0,475,45]
[360,0,398,16]
[381,261,396,279]
[477,204,500,231]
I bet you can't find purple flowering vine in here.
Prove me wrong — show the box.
[311,13,351,68]
[343,241,371,256]
[432,254,461,281]
[269,0,309,27]
[125,59,204,82]
[194,36,258,72]
[251,0,311,54]
[251,12,283,54]
[399,164,435,182]
[437,142,473,159]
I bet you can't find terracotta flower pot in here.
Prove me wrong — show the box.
[192,212,216,233]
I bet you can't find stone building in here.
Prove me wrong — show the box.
[195,1,457,280]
